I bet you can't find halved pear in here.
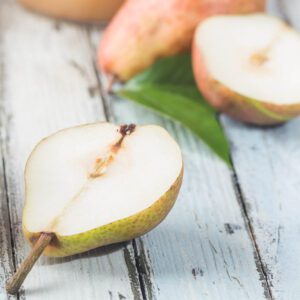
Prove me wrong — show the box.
[193,14,300,125]
[7,123,183,294]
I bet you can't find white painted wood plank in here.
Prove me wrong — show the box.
[0,0,142,299]
[92,18,271,294]
[102,96,269,299]
[220,2,300,299]
[222,116,300,300]
[0,152,16,300]
[275,0,300,29]
[267,0,287,19]
[0,4,17,300]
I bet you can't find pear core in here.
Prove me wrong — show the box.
[195,14,300,105]
[23,123,182,237]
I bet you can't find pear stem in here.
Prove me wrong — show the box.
[6,232,54,295]
[105,74,116,94]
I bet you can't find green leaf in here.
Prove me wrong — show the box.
[116,54,231,166]
[126,54,196,85]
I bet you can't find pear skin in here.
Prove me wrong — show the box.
[24,169,183,257]
[19,0,124,22]
[98,0,266,81]
[192,15,300,125]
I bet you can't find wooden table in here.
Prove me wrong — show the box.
[0,0,299,299]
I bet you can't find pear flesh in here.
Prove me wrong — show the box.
[23,123,183,257]
[193,14,300,125]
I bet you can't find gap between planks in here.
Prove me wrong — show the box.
[230,171,273,299]
[224,2,298,298]
[0,2,143,298]
[0,3,18,299]
[89,25,272,299]
[0,2,279,299]
[88,39,148,299]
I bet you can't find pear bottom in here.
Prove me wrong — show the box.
[24,170,183,257]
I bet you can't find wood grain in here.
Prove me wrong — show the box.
[0,147,16,300]
[0,0,142,299]
[220,1,300,299]
[93,27,270,297]
[0,3,18,300]
[105,96,271,299]
[223,116,300,299]
[1,0,299,299]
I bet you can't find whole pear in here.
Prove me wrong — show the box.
[19,0,124,22]
[98,0,266,81]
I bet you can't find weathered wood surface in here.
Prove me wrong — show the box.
[220,1,300,299]
[0,145,15,300]
[0,3,18,300]
[91,31,269,300]
[0,0,299,299]
[105,98,269,299]
[0,0,142,299]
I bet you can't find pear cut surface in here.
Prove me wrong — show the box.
[195,14,300,105]
[23,123,182,236]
